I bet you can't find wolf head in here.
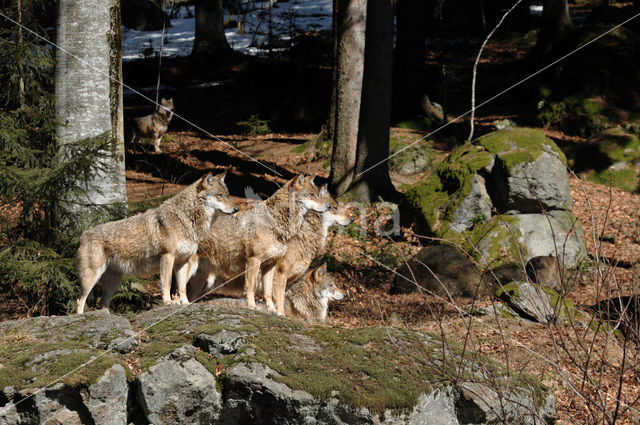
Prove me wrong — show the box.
[291,174,330,213]
[312,264,346,302]
[198,172,238,215]
[317,184,353,227]
[159,97,174,118]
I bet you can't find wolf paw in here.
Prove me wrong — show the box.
[163,299,180,306]
[179,298,190,306]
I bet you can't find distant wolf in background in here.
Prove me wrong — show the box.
[284,264,345,324]
[182,175,330,310]
[75,172,237,314]
[128,97,174,153]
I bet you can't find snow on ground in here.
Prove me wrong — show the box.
[122,0,332,61]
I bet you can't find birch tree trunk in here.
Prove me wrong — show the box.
[329,0,366,196]
[351,0,398,202]
[55,0,127,232]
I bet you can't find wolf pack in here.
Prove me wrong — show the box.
[75,171,353,324]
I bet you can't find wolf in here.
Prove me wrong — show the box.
[75,172,237,314]
[266,189,352,315]
[284,264,345,324]
[128,97,174,153]
[182,174,330,310]
[203,264,345,324]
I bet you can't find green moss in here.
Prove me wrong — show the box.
[476,128,566,171]
[588,168,638,192]
[495,281,520,300]
[0,337,120,390]
[402,144,493,236]
[396,117,433,131]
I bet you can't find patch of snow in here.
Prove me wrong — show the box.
[122,0,333,62]
[529,4,543,16]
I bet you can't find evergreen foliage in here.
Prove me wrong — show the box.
[0,1,122,315]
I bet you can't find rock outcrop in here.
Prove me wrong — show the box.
[0,304,557,425]
[402,128,587,273]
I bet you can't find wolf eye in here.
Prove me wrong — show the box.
[216,194,223,199]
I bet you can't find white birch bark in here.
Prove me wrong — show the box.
[55,0,127,230]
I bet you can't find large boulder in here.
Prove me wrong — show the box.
[561,128,640,192]
[0,305,557,425]
[136,347,223,425]
[402,128,586,269]
[390,244,484,297]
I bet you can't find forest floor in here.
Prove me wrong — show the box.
[3,3,640,422]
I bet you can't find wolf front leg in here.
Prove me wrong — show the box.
[160,253,176,304]
[272,269,288,316]
[245,257,262,309]
[174,260,192,305]
[153,133,162,153]
[262,266,280,314]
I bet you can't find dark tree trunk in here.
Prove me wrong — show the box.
[325,0,339,141]
[529,0,574,63]
[393,0,437,119]
[192,0,231,58]
[351,0,398,202]
[329,0,366,196]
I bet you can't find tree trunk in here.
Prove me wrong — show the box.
[329,0,366,196]
[192,0,231,58]
[350,0,398,202]
[393,0,433,119]
[55,0,127,232]
[325,0,339,141]
[529,0,574,63]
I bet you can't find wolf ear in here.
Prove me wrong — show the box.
[319,184,328,196]
[218,171,227,183]
[199,172,215,189]
[294,174,305,188]
[315,264,327,277]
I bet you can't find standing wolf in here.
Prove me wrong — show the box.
[75,172,237,314]
[128,97,174,153]
[267,190,352,315]
[182,174,329,309]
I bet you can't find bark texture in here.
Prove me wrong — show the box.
[329,0,366,196]
[192,0,231,58]
[529,0,574,63]
[55,0,127,230]
[351,0,398,202]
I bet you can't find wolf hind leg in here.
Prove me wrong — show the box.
[76,265,105,314]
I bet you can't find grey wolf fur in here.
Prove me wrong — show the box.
[128,97,174,153]
[284,264,345,324]
[182,174,330,310]
[202,264,345,324]
[268,189,352,315]
[75,172,237,314]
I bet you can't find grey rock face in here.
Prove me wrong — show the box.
[512,211,587,267]
[450,175,493,233]
[492,151,572,213]
[136,355,222,425]
[81,364,128,425]
[195,330,246,357]
[499,282,555,324]
[0,310,138,353]
[391,245,483,297]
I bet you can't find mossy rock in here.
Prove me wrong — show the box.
[402,128,580,267]
[586,128,640,191]
[402,143,494,236]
